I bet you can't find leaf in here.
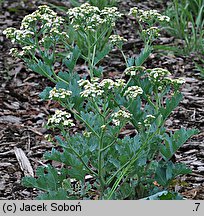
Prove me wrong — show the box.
[89,137,98,152]
[117,183,132,199]
[142,190,183,200]
[57,71,71,84]
[160,128,199,161]
[155,161,192,187]
[39,87,52,100]
[108,157,120,169]
[155,165,169,187]
[22,165,68,191]
[94,44,112,65]
[127,57,135,67]
[22,165,83,200]
[173,163,192,176]
[69,0,81,7]
[80,111,102,131]
[194,60,204,78]
[63,46,80,73]
[135,45,152,66]
[37,188,68,200]
[142,190,168,200]
[93,66,103,77]
[28,60,53,77]
[68,166,87,181]
[160,93,183,121]
[41,52,54,66]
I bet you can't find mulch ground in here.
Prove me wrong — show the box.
[0,0,204,200]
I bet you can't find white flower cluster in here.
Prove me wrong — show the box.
[146,68,185,90]
[129,7,170,23]
[124,86,143,99]
[109,34,127,47]
[147,68,171,80]
[147,68,171,90]
[144,114,155,127]
[3,27,34,44]
[111,109,132,126]
[21,5,64,30]
[67,3,122,31]
[49,87,72,100]
[8,45,35,58]
[163,77,186,86]
[100,7,122,26]
[22,45,35,52]
[9,48,18,56]
[99,79,115,89]
[83,131,92,138]
[78,78,125,98]
[124,66,146,76]
[78,78,103,98]
[3,5,65,46]
[142,27,160,38]
[47,110,75,127]
[173,78,185,84]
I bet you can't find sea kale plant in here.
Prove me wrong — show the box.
[3,4,198,200]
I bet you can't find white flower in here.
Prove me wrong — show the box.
[174,78,185,85]
[115,79,126,88]
[79,79,104,98]
[129,7,170,23]
[3,27,34,43]
[9,48,18,56]
[111,109,132,126]
[109,34,127,46]
[142,27,160,38]
[3,27,16,36]
[144,114,155,127]
[101,125,106,130]
[49,87,72,99]
[99,79,115,89]
[22,45,35,53]
[67,3,122,31]
[21,5,61,30]
[79,78,125,98]
[158,15,170,22]
[124,86,143,99]
[147,68,171,81]
[78,79,90,87]
[47,110,74,127]
[83,131,92,138]
[124,66,146,76]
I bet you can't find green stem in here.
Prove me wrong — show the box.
[101,139,116,153]
[106,160,131,186]
[107,126,162,199]
[70,109,100,139]
[87,33,94,78]
[98,131,106,196]
[120,50,128,67]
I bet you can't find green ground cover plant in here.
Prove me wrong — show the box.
[3,4,198,200]
[164,0,204,54]
[68,0,118,9]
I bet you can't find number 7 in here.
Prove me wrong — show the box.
[195,203,200,211]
